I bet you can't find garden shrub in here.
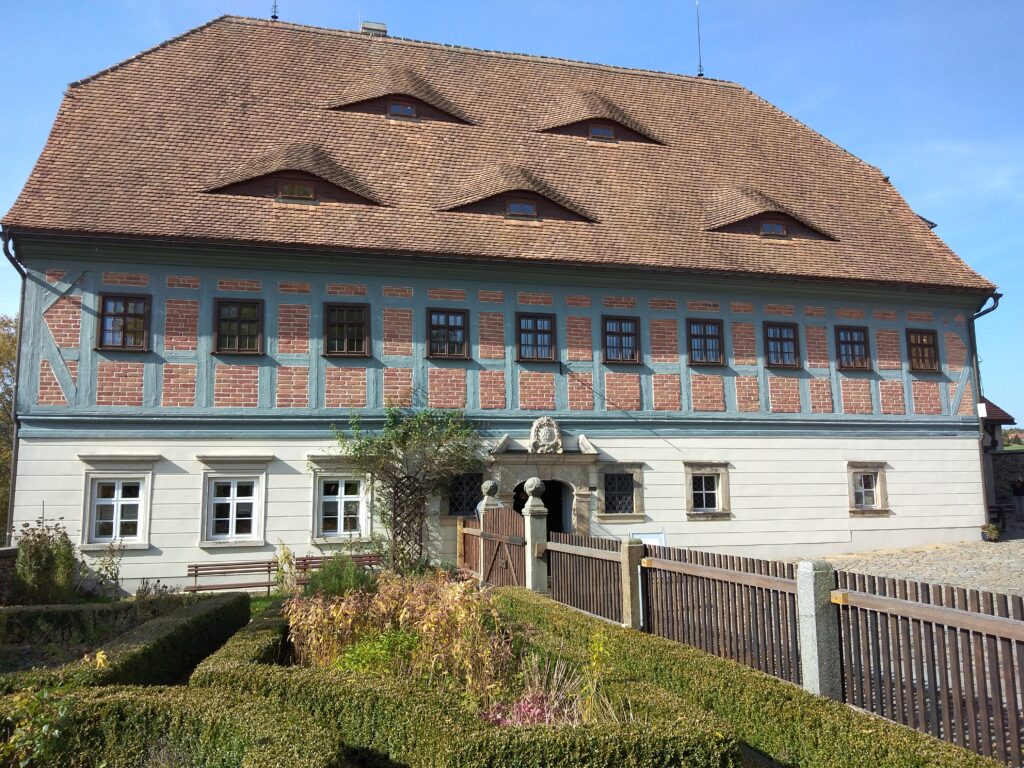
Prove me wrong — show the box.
[1,686,354,768]
[14,518,79,604]
[192,604,740,768]
[494,588,1000,768]
[0,593,249,693]
[303,553,378,597]
[0,596,180,646]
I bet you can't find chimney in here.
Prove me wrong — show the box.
[360,20,387,37]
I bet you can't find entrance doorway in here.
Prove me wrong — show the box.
[512,480,574,535]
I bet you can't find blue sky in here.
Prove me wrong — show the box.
[1,1,1020,419]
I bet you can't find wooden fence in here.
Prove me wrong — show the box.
[641,545,802,684]
[548,532,622,623]
[457,517,481,579]
[834,571,1024,765]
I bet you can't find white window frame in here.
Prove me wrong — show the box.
[683,461,731,518]
[199,468,267,547]
[848,461,890,516]
[80,470,153,551]
[315,476,369,540]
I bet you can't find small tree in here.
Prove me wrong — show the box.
[337,408,483,572]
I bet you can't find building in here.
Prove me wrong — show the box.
[1,16,998,587]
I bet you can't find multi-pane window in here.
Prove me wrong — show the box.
[589,123,616,141]
[99,295,149,350]
[319,478,363,536]
[603,473,635,514]
[215,301,262,354]
[387,99,417,118]
[836,326,871,370]
[764,322,800,368]
[907,329,939,372]
[691,474,718,511]
[449,472,484,517]
[506,199,538,218]
[687,319,724,365]
[760,220,787,237]
[90,479,142,541]
[428,309,468,358]
[278,180,314,200]
[325,304,369,356]
[208,479,256,539]
[517,314,556,361]
[852,472,878,509]
[603,316,640,363]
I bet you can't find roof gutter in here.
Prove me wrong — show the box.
[2,228,25,546]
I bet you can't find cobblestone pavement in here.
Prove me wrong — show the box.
[822,520,1024,596]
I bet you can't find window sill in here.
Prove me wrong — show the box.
[686,511,732,521]
[80,542,150,552]
[199,539,266,549]
[849,508,892,518]
[687,361,726,368]
[602,359,643,366]
[596,513,646,523]
[94,347,150,354]
[212,352,264,357]
[765,364,802,371]
[312,536,370,545]
[322,353,372,359]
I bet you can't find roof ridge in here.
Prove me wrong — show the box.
[69,15,231,88]
[220,15,741,90]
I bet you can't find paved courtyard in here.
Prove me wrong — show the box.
[822,520,1024,596]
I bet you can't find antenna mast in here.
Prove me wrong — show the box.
[271,1,279,21]
[695,0,705,78]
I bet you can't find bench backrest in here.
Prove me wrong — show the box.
[187,553,382,579]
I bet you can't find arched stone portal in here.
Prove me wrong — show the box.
[487,454,599,536]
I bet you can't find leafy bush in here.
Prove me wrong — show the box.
[333,628,418,674]
[0,593,249,693]
[0,687,72,767]
[0,597,180,647]
[494,588,1000,768]
[1,686,355,768]
[191,603,740,768]
[14,518,80,604]
[303,554,377,597]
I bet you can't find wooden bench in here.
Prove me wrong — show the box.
[183,553,382,593]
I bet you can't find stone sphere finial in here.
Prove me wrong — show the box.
[481,480,498,498]
[524,477,545,498]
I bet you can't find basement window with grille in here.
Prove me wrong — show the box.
[448,473,484,516]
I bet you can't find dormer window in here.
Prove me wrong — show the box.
[760,220,787,237]
[278,181,315,201]
[506,199,538,219]
[387,99,418,119]
[588,123,616,142]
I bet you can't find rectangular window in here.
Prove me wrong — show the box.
[324,303,369,357]
[90,479,142,541]
[428,309,468,359]
[907,329,939,372]
[215,300,263,354]
[603,316,640,363]
[506,199,538,219]
[691,474,718,511]
[448,472,484,516]
[687,319,724,365]
[852,472,877,509]
[517,313,556,361]
[589,123,616,141]
[208,478,257,539]
[318,478,364,536]
[603,473,635,514]
[764,322,800,368]
[98,294,150,350]
[836,326,871,370]
[387,99,417,118]
[278,180,314,200]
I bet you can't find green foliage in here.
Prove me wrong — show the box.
[493,588,1000,768]
[0,598,178,647]
[89,540,125,598]
[191,603,740,768]
[14,518,80,604]
[0,687,71,768]
[0,593,249,694]
[332,628,418,674]
[302,553,378,598]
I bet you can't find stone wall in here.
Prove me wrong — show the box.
[992,451,1024,503]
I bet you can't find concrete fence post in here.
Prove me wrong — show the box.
[796,559,842,700]
[620,539,644,630]
[521,478,549,594]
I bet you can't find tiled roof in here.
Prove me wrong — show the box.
[2,16,994,292]
[440,163,597,221]
[983,398,1016,425]
[702,186,835,238]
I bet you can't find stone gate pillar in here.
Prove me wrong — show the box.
[522,477,549,594]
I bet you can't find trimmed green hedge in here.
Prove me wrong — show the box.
[493,588,1000,768]
[0,597,180,645]
[5,685,354,768]
[0,593,249,693]
[191,604,740,768]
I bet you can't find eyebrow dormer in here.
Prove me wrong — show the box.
[440,163,598,223]
[328,67,472,124]
[538,90,661,145]
[703,187,835,241]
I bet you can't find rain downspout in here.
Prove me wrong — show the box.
[970,291,1001,509]
[2,229,26,547]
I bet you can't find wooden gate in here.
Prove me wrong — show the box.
[480,506,526,587]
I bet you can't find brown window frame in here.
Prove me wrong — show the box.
[323,303,370,358]
[686,318,724,366]
[759,219,788,237]
[588,122,617,142]
[763,322,801,369]
[602,315,641,365]
[505,197,539,220]
[515,312,557,362]
[97,293,151,352]
[426,307,470,360]
[835,325,872,371]
[386,98,418,119]
[906,328,940,373]
[277,179,315,201]
[213,299,264,356]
